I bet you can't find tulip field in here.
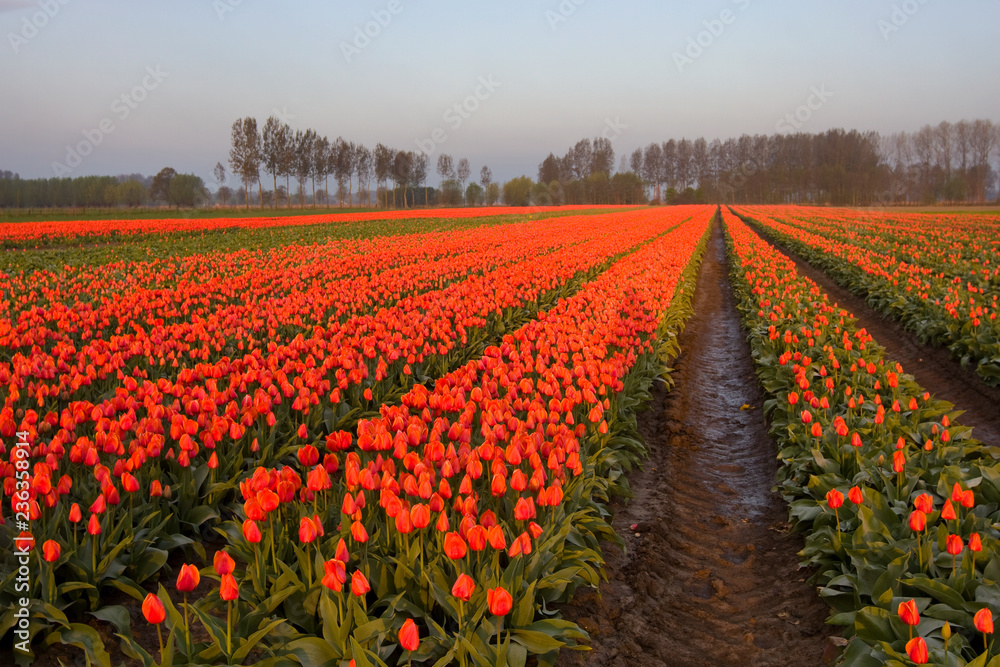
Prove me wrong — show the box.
[2,204,1000,666]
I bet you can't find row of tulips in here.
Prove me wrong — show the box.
[0,210,652,416]
[0,207,711,664]
[722,207,1000,666]
[735,206,1000,386]
[0,205,621,245]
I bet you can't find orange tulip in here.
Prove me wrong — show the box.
[176,564,201,592]
[847,486,863,505]
[826,489,844,509]
[242,519,262,543]
[213,550,235,576]
[444,532,467,560]
[350,570,370,596]
[42,539,60,562]
[974,608,994,635]
[451,573,475,601]
[487,586,513,616]
[898,600,919,627]
[905,637,928,664]
[399,618,420,652]
[142,593,166,624]
[220,573,239,601]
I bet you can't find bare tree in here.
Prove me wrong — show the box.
[355,145,373,207]
[294,129,315,207]
[393,151,413,208]
[480,165,492,190]
[437,154,455,184]
[261,116,284,209]
[229,117,261,209]
[312,135,330,207]
[374,143,394,208]
[413,153,429,206]
[457,158,471,189]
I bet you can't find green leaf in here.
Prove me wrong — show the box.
[89,605,132,636]
[285,637,341,667]
[43,622,112,667]
[511,629,565,653]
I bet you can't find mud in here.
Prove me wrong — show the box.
[559,220,835,667]
[754,228,1000,450]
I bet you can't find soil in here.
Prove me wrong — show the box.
[754,228,1000,450]
[558,220,836,667]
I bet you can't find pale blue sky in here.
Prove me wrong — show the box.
[2,0,998,186]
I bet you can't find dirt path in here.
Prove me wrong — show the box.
[751,227,1000,450]
[558,221,834,667]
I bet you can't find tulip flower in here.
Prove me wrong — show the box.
[219,572,239,656]
[351,570,370,597]
[452,573,475,601]
[444,532,467,560]
[68,503,82,523]
[399,618,420,652]
[946,534,963,578]
[913,493,933,514]
[975,607,994,635]
[322,559,347,593]
[242,519,262,544]
[176,564,200,654]
[826,489,843,538]
[941,499,957,521]
[905,636,928,664]
[214,550,235,576]
[848,486,863,505]
[42,539,60,563]
[487,586,513,616]
[142,592,166,659]
[898,600,919,639]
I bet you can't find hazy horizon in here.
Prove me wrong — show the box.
[3,0,999,187]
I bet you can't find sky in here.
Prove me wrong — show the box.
[1,0,998,187]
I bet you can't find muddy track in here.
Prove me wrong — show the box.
[748,225,1000,450]
[558,220,833,667]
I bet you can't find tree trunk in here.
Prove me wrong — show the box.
[272,175,278,209]
[285,175,290,208]
[312,179,316,208]
[244,181,249,209]
[258,178,263,209]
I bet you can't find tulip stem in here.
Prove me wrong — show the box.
[834,507,841,541]
[226,599,232,657]
[916,534,922,571]
[156,624,164,663]
[183,594,191,655]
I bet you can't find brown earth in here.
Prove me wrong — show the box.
[558,220,836,667]
[753,227,1000,450]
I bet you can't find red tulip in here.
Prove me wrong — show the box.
[42,539,60,562]
[68,503,81,523]
[826,489,844,509]
[959,489,974,509]
[242,519,262,543]
[298,445,319,466]
[214,550,235,576]
[848,486,863,505]
[451,573,475,601]
[150,480,163,497]
[399,618,420,652]
[905,637,928,664]
[350,570,370,596]
[410,504,430,529]
[969,533,982,552]
[142,593,166,624]
[121,472,140,493]
[941,499,957,521]
[299,516,319,543]
[487,586,513,616]
[258,489,279,513]
[87,513,102,535]
[350,520,369,543]
[444,532,467,560]
[322,559,347,592]
[913,493,933,514]
[908,511,926,532]
[898,599,919,626]
[220,573,239,601]
[176,564,201,592]
[946,534,963,556]
[297,423,307,439]
[207,452,218,469]
[487,525,506,550]
[974,608,994,635]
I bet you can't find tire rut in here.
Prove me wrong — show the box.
[558,219,834,667]
[746,223,1000,450]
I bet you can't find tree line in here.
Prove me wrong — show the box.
[0,170,207,209]
[538,119,998,206]
[227,115,502,210]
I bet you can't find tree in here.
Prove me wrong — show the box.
[484,181,500,206]
[150,167,176,205]
[465,182,483,206]
[217,185,233,207]
[642,144,662,202]
[392,150,413,208]
[294,129,315,207]
[168,174,207,207]
[261,116,285,209]
[374,143,394,208]
[118,180,147,207]
[502,176,533,206]
[312,134,330,207]
[457,158,471,189]
[229,117,261,209]
[277,123,294,208]
[538,154,560,185]
[414,153,429,206]
[436,154,455,184]
[355,145,373,207]
[480,165,492,190]
[590,138,614,176]
[213,162,227,189]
